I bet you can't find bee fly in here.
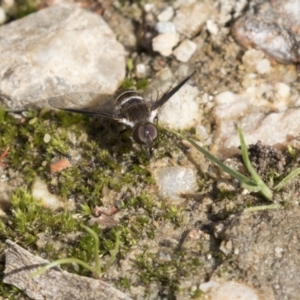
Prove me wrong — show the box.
[49,64,196,154]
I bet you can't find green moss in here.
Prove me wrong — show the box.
[216,190,235,201]
[122,193,155,213]
[134,250,203,296]
[0,283,22,299]
[18,1,36,17]
[136,78,149,91]
[116,276,131,290]
[191,289,203,298]
[0,187,125,278]
[0,99,214,298]
[162,204,184,227]
[3,188,78,245]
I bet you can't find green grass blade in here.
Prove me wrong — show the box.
[273,167,300,191]
[81,224,101,275]
[104,231,120,272]
[244,203,281,212]
[31,258,98,278]
[31,225,102,279]
[170,130,258,190]
[238,127,273,201]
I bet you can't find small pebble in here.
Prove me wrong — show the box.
[31,176,64,211]
[201,281,260,300]
[206,20,218,35]
[274,247,284,258]
[143,3,154,12]
[173,39,197,62]
[155,21,176,34]
[152,32,179,56]
[173,2,214,37]
[274,82,290,99]
[186,229,201,240]
[157,6,174,22]
[135,63,147,78]
[43,133,51,143]
[199,280,220,292]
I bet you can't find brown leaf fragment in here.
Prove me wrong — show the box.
[4,239,132,300]
[50,157,71,173]
[93,205,118,217]
[0,146,9,167]
[89,215,117,229]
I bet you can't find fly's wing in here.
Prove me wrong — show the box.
[143,64,197,111]
[48,93,122,121]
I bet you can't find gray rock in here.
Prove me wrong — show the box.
[232,0,300,64]
[0,4,125,110]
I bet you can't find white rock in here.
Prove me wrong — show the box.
[201,92,213,104]
[31,176,64,211]
[173,39,197,62]
[43,133,51,143]
[242,49,271,74]
[135,63,147,78]
[199,280,220,292]
[157,6,174,22]
[173,0,197,8]
[0,4,125,110]
[214,91,240,105]
[195,125,210,142]
[205,281,260,300]
[158,84,201,130]
[154,166,198,201]
[0,7,6,24]
[255,58,271,74]
[275,82,290,99]
[211,50,300,158]
[155,21,176,34]
[206,20,218,35]
[144,3,154,12]
[274,247,284,258]
[152,32,179,56]
[213,106,300,158]
[173,1,215,37]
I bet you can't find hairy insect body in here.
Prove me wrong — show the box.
[49,64,197,152]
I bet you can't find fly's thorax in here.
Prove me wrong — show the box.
[116,90,151,126]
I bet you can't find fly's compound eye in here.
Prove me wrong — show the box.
[132,122,158,145]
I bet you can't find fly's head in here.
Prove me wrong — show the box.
[132,122,158,146]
